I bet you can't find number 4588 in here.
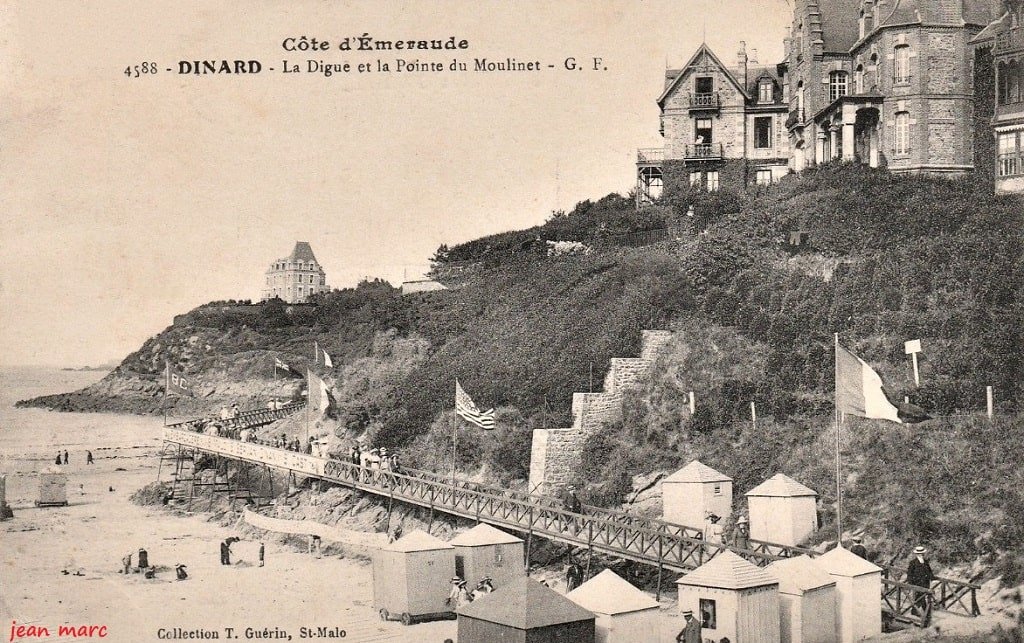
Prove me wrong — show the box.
[125,62,158,77]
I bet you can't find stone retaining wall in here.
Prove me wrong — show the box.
[528,330,673,495]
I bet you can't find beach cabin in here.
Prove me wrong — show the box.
[767,555,838,643]
[449,523,525,589]
[676,550,780,643]
[457,576,596,643]
[662,460,732,528]
[0,474,10,519]
[566,569,659,643]
[372,529,455,624]
[746,474,819,546]
[813,547,882,642]
[36,468,68,507]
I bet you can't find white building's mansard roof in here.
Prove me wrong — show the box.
[267,241,325,273]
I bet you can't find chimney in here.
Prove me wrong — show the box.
[737,41,748,86]
[750,48,759,64]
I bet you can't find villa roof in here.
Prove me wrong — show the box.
[819,0,862,53]
[288,241,318,263]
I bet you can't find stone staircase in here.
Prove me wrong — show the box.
[528,330,673,494]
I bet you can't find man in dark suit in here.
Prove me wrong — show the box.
[906,545,935,620]
[675,610,701,643]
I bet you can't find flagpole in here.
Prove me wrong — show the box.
[163,361,169,427]
[834,332,843,545]
[451,392,458,485]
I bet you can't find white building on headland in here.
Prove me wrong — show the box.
[261,242,330,303]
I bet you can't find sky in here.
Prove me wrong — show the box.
[0,0,789,367]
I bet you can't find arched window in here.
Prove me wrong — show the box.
[859,10,866,39]
[894,45,911,84]
[829,71,848,102]
[797,80,805,112]
[855,64,864,93]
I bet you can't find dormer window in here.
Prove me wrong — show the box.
[759,79,773,103]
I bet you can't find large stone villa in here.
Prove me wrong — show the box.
[637,0,1024,202]
[261,241,330,304]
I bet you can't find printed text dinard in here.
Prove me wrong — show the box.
[282,35,469,52]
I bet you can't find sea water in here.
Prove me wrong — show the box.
[0,366,165,504]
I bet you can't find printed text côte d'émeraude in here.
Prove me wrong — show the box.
[282,35,469,52]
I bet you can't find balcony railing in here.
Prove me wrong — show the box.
[685,143,723,159]
[689,92,721,109]
[637,147,664,164]
[786,107,805,129]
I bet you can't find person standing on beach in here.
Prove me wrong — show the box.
[258,542,265,567]
[55,453,62,466]
[86,451,94,465]
[63,450,69,465]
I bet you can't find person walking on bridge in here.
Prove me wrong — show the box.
[850,536,868,559]
[732,515,750,550]
[564,486,582,514]
[906,545,935,620]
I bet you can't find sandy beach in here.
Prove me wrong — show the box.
[0,368,455,643]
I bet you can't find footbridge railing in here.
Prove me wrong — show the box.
[161,427,979,626]
[167,402,306,432]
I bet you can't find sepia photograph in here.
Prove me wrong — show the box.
[1,1,1023,641]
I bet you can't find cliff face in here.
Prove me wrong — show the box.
[18,308,310,415]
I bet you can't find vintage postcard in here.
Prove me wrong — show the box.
[2,1,1022,642]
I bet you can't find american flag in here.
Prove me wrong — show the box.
[455,380,495,430]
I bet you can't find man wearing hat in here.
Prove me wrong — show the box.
[733,515,750,550]
[675,609,701,643]
[906,545,935,619]
[850,535,868,559]
[564,486,582,514]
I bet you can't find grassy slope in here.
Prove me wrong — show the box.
[20,164,1024,578]
[575,164,1024,578]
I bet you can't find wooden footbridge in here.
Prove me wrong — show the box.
[160,408,980,628]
